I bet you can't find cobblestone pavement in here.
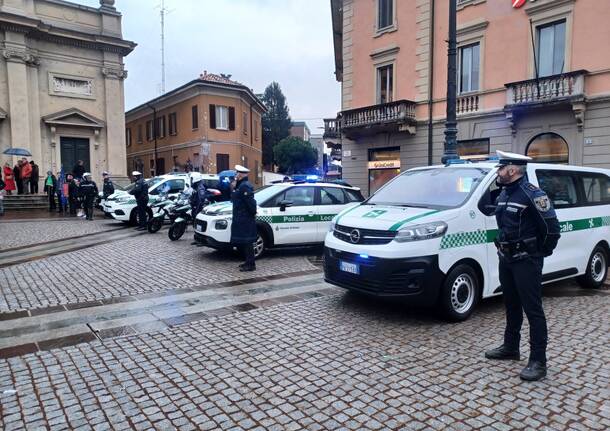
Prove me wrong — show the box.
[0,218,122,250]
[0,289,608,431]
[0,233,318,312]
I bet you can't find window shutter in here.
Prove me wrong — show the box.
[209,104,216,129]
[228,107,235,130]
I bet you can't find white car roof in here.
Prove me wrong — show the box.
[407,161,610,175]
[271,182,360,191]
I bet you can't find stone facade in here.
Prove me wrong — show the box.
[0,0,135,184]
[329,0,610,196]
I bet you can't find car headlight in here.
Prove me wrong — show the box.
[329,218,337,232]
[215,220,229,230]
[116,196,130,203]
[394,221,447,242]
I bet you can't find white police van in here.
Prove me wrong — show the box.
[324,160,610,321]
[194,180,364,257]
[104,173,219,224]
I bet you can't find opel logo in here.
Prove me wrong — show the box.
[350,229,361,244]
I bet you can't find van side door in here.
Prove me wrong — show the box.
[266,186,317,244]
[477,176,502,296]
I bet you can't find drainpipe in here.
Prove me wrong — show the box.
[427,0,435,166]
[145,102,158,176]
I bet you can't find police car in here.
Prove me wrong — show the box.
[194,180,364,257]
[324,160,610,321]
[104,173,219,224]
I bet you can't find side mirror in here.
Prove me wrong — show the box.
[279,200,293,212]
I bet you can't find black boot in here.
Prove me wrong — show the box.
[520,360,547,381]
[239,265,256,272]
[485,345,520,361]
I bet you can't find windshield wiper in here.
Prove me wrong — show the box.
[396,203,431,209]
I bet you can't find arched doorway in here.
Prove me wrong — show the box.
[526,133,569,164]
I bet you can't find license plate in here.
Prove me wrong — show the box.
[339,260,359,275]
[196,225,202,232]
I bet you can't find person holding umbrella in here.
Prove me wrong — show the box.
[2,148,32,195]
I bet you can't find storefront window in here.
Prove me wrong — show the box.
[526,133,569,164]
[457,138,489,159]
[368,147,400,195]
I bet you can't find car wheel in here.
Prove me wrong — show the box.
[577,245,608,289]
[253,232,266,259]
[439,264,480,322]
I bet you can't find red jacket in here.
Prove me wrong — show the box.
[21,162,32,178]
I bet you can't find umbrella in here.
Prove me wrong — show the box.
[3,148,32,157]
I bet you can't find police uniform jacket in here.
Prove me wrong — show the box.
[103,179,115,198]
[495,176,561,259]
[129,178,149,204]
[230,177,257,244]
[78,180,98,199]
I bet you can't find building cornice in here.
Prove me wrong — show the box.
[127,139,262,158]
[525,0,575,16]
[0,11,136,56]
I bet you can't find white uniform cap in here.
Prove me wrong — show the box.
[234,164,250,173]
[132,171,142,176]
[83,172,92,177]
[495,150,531,167]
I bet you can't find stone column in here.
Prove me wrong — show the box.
[102,62,128,178]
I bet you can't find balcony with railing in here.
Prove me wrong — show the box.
[339,99,417,138]
[505,70,586,108]
[323,118,341,140]
[457,93,480,115]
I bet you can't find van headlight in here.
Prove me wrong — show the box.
[329,219,337,232]
[394,221,447,242]
[215,219,229,230]
[115,196,130,203]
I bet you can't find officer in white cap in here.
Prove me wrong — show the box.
[128,171,149,230]
[230,164,257,271]
[78,172,98,220]
[102,171,114,200]
[485,150,561,381]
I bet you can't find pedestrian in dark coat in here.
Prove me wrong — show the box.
[129,171,149,230]
[230,165,257,271]
[14,162,22,195]
[43,171,57,211]
[67,175,79,216]
[30,161,40,194]
[72,160,86,180]
[102,171,115,199]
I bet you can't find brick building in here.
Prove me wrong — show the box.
[125,72,266,184]
[326,0,610,195]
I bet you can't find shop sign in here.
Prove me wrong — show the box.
[368,160,401,170]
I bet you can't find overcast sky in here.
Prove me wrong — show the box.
[81,0,340,134]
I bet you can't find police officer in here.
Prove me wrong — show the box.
[230,165,257,272]
[485,151,561,382]
[78,172,98,221]
[129,171,149,230]
[102,171,115,200]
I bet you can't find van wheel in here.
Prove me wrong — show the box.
[253,232,266,259]
[439,264,480,322]
[577,246,608,289]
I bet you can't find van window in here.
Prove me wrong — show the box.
[320,187,346,205]
[345,189,365,203]
[580,173,610,205]
[535,170,579,208]
[368,167,489,209]
[165,179,185,194]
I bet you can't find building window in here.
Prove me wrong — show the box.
[146,120,154,141]
[376,64,393,104]
[526,132,569,164]
[459,43,480,93]
[156,116,166,138]
[243,111,248,135]
[209,105,236,131]
[168,112,177,135]
[255,160,259,184]
[126,128,132,147]
[378,0,393,30]
[255,120,259,140]
[457,138,489,158]
[192,105,198,130]
[537,20,566,77]
[137,124,143,143]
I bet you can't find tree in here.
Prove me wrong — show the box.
[273,137,318,175]
[261,82,291,169]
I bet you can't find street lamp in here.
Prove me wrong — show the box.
[145,102,158,176]
[441,0,459,164]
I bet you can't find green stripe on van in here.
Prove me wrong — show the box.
[439,216,610,250]
[389,210,440,232]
